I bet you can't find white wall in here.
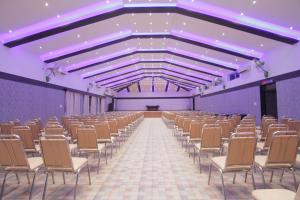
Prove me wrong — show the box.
[0,45,104,95]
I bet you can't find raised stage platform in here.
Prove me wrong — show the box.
[143,111,162,118]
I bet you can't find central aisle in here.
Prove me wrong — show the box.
[91,118,253,200]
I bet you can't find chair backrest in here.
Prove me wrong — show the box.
[0,123,14,134]
[295,185,300,200]
[201,124,222,149]
[27,122,40,140]
[0,135,29,169]
[94,122,111,140]
[108,120,118,133]
[287,120,300,133]
[11,126,35,150]
[236,126,256,134]
[189,121,205,139]
[69,122,84,141]
[183,118,193,132]
[217,121,231,139]
[262,119,277,138]
[45,126,64,135]
[40,135,73,170]
[225,132,257,168]
[264,124,288,148]
[266,131,298,166]
[77,127,98,149]
[204,118,217,124]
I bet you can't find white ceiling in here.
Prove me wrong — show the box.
[0,0,299,91]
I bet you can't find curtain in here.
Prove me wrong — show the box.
[90,96,97,115]
[83,95,90,115]
[73,92,82,115]
[65,90,74,116]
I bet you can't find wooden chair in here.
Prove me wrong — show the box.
[94,122,114,163]
[0,135,43,200]
[194,124,223,173]
[77,126,105,173]
[255,131,298,189]
[40,135,91,200]
[0,123,14,134]
[11,126,40,154]
[208,132,257,200]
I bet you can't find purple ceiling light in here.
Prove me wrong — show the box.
[0,0,123,44]
[177,0,300,41]
[66,48,136,72]
[171,29,263,59]
[41,30,132,61]
[168,47,239,70]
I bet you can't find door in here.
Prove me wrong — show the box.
[260,83,278,118]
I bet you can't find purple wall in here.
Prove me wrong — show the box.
[0,78,65,124]
[277,76,300,120]
[195,86,261,124]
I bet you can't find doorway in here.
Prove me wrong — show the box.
[260,83,278,118]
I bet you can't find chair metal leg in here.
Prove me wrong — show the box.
[0,172,9,200]
[244,171,248,183]
[15,172,20,184]
[290,168,297,191]
[97,151,101,174]
[208,163,212,185]
[110,143,113,158]
[73,173,80,200]
[220,172,226,200]
[62,172,66,184]
[251,169,256,190]
[104,143,107,164]
[193,147,196,163]
[198,151,202,173]
[233,172,237,184]
[280,169,285,182]
[259,167,266,186]
[29,171,37,200]
[87,164,91,185]
[51,172,55,184]
[26,173,31,184]
[42,172,49,200]
[270,170,274,182]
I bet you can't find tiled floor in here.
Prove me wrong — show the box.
[1,118,298,199]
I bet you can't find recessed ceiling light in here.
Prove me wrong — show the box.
[191,0,194,2]
[106,0,110,3]
[235,58,238,62]
[77,34,80,38]
[39,46,43,49]
[135,30,138,32]
[8,30,12,33]
[56,15,61,18]
[260,43,264,47]
[149,12,152,16]
[240,12,244,16]
[222,32,225,36]
[131,13,135,17]
[180,30,183,33]
[183,22,186,26]
[149,22,152,25]
[116,23,119,26]
[45,2,49,7]
[289,26,294,30]
[150,29,152,32]
[133,22,137,25]
[167,13,170,16]
[252,0,257,4]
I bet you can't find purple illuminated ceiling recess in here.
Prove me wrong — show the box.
[0,0,123,44]
[1,1,299,45]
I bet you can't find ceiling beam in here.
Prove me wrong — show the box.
[95,67,212,83]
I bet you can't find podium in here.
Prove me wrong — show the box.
[146,105,159,111]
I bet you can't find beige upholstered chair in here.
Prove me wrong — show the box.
[194,124,223,172]
[208,132,257,200]
[189,121,205,161]
[255,131,298,189]
[77,126,105,173]
[0,135,43,200]
[252,185,300,200]
[40,135,91,200]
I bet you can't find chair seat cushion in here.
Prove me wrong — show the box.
[255,155,292,168]
[212,156,226,170]
[72,157,88,172]
[252,189,295,200]
[28,157,43,170]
